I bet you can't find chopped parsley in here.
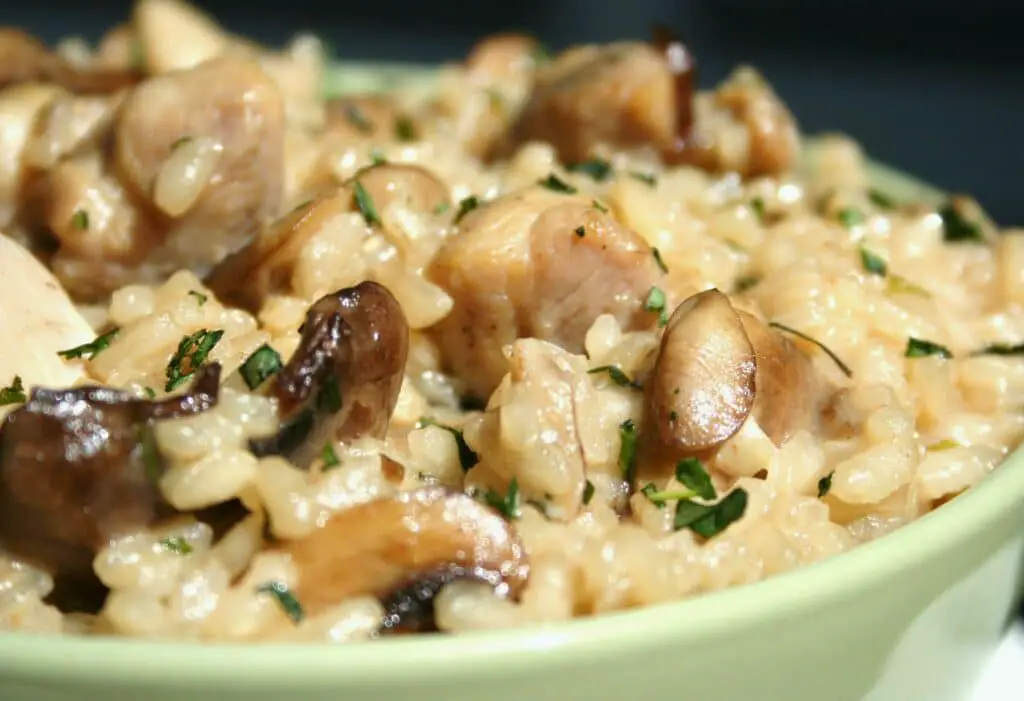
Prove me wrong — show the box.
[256,581,305,624]
[159,536,193,555]
[868,189,897,210]
[143,386,157,399]
[618,419,639,483]
[629,171,657,187]
[644,286,669,328]
[905,337,952,359]
[640,482,668,508]
[454,195,479,224]
[939,200,983,243]
[433,201,451,215]
[928,438,962,451]
[673,488,748,539]
[582,479,596,506]
[164,329,224,391]
[574,225,586,238]
[138,424,162,483]
[352,181,381,227]
[859,247,888,277]
[768,322,853,378]
[652,247,669,273]
[417,417,479,471]
[750,197,766,221]
[674,458,716,501]
[566,158,613,182]
[483,478,521,520]
[817,472,834,498]
[592,199,609,213]
[71,210,89,230]
[974,343,1024,356]
[239,344,283,390]
[0,376,26,406]
[886,276,930,298]
[188,290,208,306]
[343,103,373,133]
[316,380,342,414]
[57,328,119,360]
[537,173,577,194]
[320,443,341,470]
[838,208,865,229]
[734,275,761,293]
[587,365,641,389]
[369,150,387,166]
[394,116,415,141]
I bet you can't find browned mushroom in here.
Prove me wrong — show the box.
[0,28,142,93]
[0,364,221,608]
[249,281,409,468]
[428,185,664,400]
[281,487,528,626]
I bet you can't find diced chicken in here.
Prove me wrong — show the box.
[428,184,664,399]
[133,0,229,74]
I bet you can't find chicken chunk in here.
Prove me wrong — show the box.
[0,28,141,93]
[428,184,664,399]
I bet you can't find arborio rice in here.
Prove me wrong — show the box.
[0,0,1022,643]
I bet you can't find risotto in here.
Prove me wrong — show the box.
[0,0,1022,643]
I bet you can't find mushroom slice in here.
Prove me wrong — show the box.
[0,365,221,600]
[0,28,141,93]
[249,281,409,468]
[282,487,528,620]
[647,289,756,452]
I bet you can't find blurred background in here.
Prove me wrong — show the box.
[8,0,1023,223]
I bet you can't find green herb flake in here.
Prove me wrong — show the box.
[343,103,373,134]
[256,581,305,624]
[316,380,342,414]
[644,286,669,328]
[159,536,193,556]
[618,419,639,483]
[974,343,1024,356]
[574,225,586,238]
[652,247,669,274]
[905,337,953,360]
[643,486,698,506]
[566,159,612,182]
[171,136,193,150]
[859,248,888,277]
[138,424,163,483]
[164,329,224,392]
[587,365,641,389]
[592,199,609,213]
[57,328,120,360]
[927,439,963,452]
[939,200,983,243]
[143,386,157,399]
[768,322,853,378]
[417,417,480,472]
[352,181,381,227]
[734,275,761,293]
[0,376,26,406]
[320,442,341,470]
[369,150,388,166]
[838,208,865,229]
[673,488,748,539]
[71,209,89,230]
[629,171,657,187]
[454,195,479,224]
[868,189,897,210]
[750,197,766,221]
[817,472,834,498]
[433,201,451,215]
[640,482,666,508]
[531,43,552,64]
[674,458,717,501]
[239,344,283,390]
[537,173,578,194]
[582,479,596,506]
[188,290,208,306]
[394,116,415,141]
[483,478,521,520]
[885,276,930,298]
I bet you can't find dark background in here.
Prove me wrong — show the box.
[9,1,1024,224]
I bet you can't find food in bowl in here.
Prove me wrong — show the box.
[0,0,1021,644]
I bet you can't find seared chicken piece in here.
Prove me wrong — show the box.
[133,0,230,74]
[428,184,665,399]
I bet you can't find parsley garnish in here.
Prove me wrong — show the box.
[673,488,748,538]
[768,322,853,378]
[343,103,373,133]
[537,173,577,194]
[239,344,283,390]
[618,419,638,483]
[394,116,415,141]
[629,171,657,187]
[454,195,479,224]
[138,424,162,483]
[369,149,387,166]
[905,337,952,359]
[817,472,834,498]
[644,286,669,328]
[417,417,479,471]
[734,275,761,293]
[582,479,595,505]
[886,276,930,297]
[640,482,667,508]
[159,536,193,555]
[928,439,962,451]
[868,189,897,210]
[567,159,612,182]
[574,225,586,238]
[975,343,1024,356]
[256,581,305,623]
[674,458,716,501]
[143,386,156,399]
[71,210,89,230]
[188,290,208,306]
[57,328,119,360]
[587,365,641,389]
[352,181,381,226]
[483,478,521,520]
[838,208,865,229]
[939,200,983,243]
[750,197,766,221]
[652,247,669,273]
[164,329,223,391]
[433,201,451,215]
[859,247,888,277]
[320,443,341,470]
[0,376,26,406]
[592,200,609,213]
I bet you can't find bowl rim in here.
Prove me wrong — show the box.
[0,61,1019,687]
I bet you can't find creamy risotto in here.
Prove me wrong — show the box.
[0,0,1021,643]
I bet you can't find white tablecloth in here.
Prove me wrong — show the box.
[967,622,1024,700]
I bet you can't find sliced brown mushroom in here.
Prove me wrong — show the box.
[0,28,141,93]
[281,487,528,626]
[249,281,409,468]
[0,364,221,608]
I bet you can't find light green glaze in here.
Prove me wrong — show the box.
[0,62,1020,701]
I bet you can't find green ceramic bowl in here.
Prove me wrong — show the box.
[1,63,1022,701]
